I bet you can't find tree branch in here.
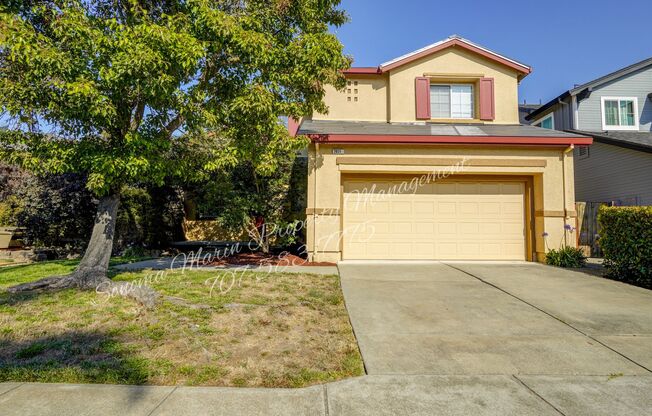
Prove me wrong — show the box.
[130,101,145,132]
[165,114,185,137]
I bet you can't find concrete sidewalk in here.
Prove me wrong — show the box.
[3,375,652,415]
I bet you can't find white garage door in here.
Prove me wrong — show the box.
[342,177,526,260]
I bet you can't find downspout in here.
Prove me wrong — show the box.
[571,95,579,129]
[561,144,575,246]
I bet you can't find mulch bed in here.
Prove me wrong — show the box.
[205,252,335,267]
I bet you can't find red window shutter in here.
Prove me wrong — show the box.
[479,78,495,121]
[415,77,431,120]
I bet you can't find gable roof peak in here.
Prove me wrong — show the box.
[378,35,531,76]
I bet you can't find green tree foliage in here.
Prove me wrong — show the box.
[190,151,308,251]
[1,0,348,192]
[0,0,349,294]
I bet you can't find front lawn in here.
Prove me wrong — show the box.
[0,260,363,387]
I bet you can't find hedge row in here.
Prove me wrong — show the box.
[598,206,652,289]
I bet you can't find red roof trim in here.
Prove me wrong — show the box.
[308,134,592,146]
[380,39,532,75]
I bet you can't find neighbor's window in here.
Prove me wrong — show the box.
[533,114,554,129]
[430,84,474,119]
[602,97,638,130]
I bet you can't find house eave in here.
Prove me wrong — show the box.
[307,134,592,147]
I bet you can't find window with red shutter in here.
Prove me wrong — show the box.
[479,78,495,121]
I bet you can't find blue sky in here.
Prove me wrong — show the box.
[333,0,652,104]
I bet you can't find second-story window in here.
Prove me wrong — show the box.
[601,97,639,130]
[430,84,474,119]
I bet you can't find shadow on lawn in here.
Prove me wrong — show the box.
[0,330,153,387]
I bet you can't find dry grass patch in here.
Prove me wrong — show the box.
[0,261,363,387]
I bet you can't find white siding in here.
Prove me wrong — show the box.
[576,66,652,132]
[574,142,652,205]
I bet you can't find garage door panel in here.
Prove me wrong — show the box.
[502,222,525,235]
[393,243,413,257]
[459,202,479,215]
[392,201,412,213]
[437,204,457,216]
[482,244,502,256]
[415,223,435,234]
[479,222,501,234]
[502,182,524,194]
[435,183,457,194]
[459,223,480,235]
[414,201,435,214]
[458,183,481,194]
[343,177,526,261]
[479,182,501,194]
[480,202,501,214]
[502,202,523,214]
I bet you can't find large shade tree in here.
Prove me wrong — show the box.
[0,0,349,304]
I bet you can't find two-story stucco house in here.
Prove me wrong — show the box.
[525,57,652,206]
[291,36,591,263]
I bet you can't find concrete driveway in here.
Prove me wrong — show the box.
[338,261,652,415]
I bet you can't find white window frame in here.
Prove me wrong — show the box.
[430,84,474,120]
[601,96,639,131]
[532,113,554,129]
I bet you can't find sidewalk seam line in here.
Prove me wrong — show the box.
[0,383,24,397]
[444,263,652,374]
[512,375,566,416]
[323,384,330,416]
[146,386,178,416]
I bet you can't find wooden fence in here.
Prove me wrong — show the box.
[575,202,608,257]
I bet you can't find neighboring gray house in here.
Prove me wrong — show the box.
[526,57,652,206]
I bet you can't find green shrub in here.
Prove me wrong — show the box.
[598,206,652,288]
[0,164,184,252]
[546,246,587,268]
[0,195,23,226]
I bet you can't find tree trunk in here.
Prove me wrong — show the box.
[74,193,120,286]
[7,193,157,307]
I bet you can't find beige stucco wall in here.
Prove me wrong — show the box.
[387,48,520,123]
[314,75,389,122]
[306,144,577,263]
[311,47,521,124]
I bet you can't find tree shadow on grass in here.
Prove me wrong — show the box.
[0,330,155,394]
